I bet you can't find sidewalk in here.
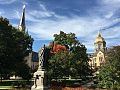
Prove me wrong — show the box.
[81,81,94,87]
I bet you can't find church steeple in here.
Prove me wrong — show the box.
[18,5,26,32]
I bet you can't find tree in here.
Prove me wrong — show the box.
[15,62,32,80]
[0,17,33,81]
[53,31,80,48]
[47,31,92,81]
[47,51,74,80]
[97,46,120,89]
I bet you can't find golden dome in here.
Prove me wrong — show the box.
[95,32,105,43]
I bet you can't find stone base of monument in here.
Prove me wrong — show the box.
[31,67,48,90]
[31,86,48,90]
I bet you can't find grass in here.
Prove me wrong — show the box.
[0,78,92,89]
[51,79,84,87]
[0,86,14,89]
[50,77,94,88]
[0,86,13,88]
[1,79,30,81]
[0,80,31,89]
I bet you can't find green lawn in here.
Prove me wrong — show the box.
[0,80,31,88]
[0,86,14,89]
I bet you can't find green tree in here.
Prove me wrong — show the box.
[15,62,32,80]
[47,51,74,81]
[97,46,120,89]
[0,17,33,81]
[54,31,79,48]
[72,45,92,78]
[48,31,92,81]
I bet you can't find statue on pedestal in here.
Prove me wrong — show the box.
[31,45,48,90]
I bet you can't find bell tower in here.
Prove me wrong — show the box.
[94,31,106,52]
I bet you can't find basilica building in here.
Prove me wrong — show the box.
[89,32,107,70]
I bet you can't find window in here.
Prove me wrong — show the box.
[94,58,96,62]
[100,63,103,66]
[98,43,101,49]
[99,57,103,62]
[95,63,97,67]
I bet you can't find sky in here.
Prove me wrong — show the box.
[0,0,120,53]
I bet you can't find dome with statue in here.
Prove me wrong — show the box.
[95,32,105,43]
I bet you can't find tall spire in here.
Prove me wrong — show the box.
[19,5,26,32]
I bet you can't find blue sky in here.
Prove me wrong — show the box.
[0,0,120,53]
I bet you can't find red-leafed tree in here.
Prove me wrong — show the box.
[49,42,67,54]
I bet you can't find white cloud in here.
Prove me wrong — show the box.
[104,12,114,19]
[15,10,20,18]
[0,10,4,15]
[103,25,120,39]
[3,1,119,52]
[101,0,120,5]
[2,10,19,19]
[87,0,120,20]
[0,12,2,15]
[27,2,120,52]
[29,3,56,18]
[28,15,120,40]
[28,10,55,18]
[99,0,120,10]
[0,0,16,4]
[39,3,47,11]
[27,16,107,52]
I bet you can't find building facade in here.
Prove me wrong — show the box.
[25,51,39,70]
[89,32,107,69]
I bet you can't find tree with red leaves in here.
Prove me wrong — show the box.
[50,42,67,54]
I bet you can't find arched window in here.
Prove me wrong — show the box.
[98,43,101,49]
[99,57,103,62]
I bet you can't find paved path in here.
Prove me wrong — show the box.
[81,81,94,87]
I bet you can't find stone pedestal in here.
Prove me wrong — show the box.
[31,67,48,90]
